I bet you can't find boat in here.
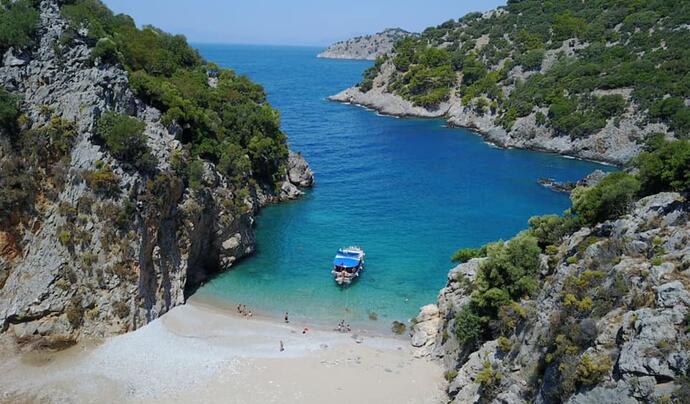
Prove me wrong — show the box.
[332,247,365,286]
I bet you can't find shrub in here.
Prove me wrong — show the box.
[594,95,626,118]
[0,86,19,133]
[0,0,39,53]
[518,49,545,71]
[454,305,482,346]
[473,234,541,311]
[85,165,121,197]
[65,295,83,328]
[359,56,384,92]
[635,136,690,195]
[94,112,155,172]
[575,354,611,386]
[91,37,120,64]
[571,172,640,225]
[451,246,486,263]
[57,230,72,246]
[476,359,502,400]
[497,336,512,352]
[444,370,459,382]
[528,214,578,249]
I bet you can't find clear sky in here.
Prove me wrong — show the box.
[102,0,506,47]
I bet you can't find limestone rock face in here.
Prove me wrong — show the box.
[413,192,690,403]
[0,0,313,345]
[287,151,314,188]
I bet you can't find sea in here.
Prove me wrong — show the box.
[192,44,614,333]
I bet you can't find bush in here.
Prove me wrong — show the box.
[85,165,121,197]
[497,336,512,352]
[518,49,545,71]
[476,359,502,400]
[0,86,19,133]
[451,246,486,263]
[65,295,83,328]
[359,56,385,92]
[635,136,690,195]
[0,0,39,53]
[575,354,611,386]
[528,214,578,249]
[594,95,626,118]
[454,305,482,346]
[91,37,120,64]
[571,172,640,225]
[473,234,541,312]
[94,112,156,172]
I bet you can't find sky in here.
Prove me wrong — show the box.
[102,0,506,47]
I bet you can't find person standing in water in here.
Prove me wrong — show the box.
[284,312,289,323]
[280,340,285,352]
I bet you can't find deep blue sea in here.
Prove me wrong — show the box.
[193,44,613,331]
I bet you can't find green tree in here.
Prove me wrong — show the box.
[635,136,690,195]
[94,112,156,172]
[571,172,640,225]
[0,0,39,53]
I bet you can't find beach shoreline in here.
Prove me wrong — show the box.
[0,301,444,404]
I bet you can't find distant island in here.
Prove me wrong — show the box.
[317,28,414,61]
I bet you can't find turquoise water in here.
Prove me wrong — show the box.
[193,44,613,330]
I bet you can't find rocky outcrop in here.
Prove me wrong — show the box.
[538,170,609,194]
[318,28,414,61]
[287,151,314,188]
[0,0,313,346]
[329,61,451,117]
[413,192,690,403]
[329,59,668,165]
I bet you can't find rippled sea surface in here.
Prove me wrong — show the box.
[193,44,613,330]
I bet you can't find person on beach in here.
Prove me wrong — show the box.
[302,327,309,334]
[280,340,285,352]
[247,311,253,318]
[285,312,289,323]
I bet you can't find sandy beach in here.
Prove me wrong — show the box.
[0,302,444,404]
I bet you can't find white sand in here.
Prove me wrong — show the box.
[0,302,444,403]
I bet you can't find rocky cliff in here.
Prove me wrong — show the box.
[411,192,690,403]
[318,28,413,61]
[330,2,690,165]
[0,0,313,348]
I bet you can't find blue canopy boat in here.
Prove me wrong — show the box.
[332,247,365,286]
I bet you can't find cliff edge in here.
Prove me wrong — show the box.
[0,0,313,348]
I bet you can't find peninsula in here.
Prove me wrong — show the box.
[318,28,414,61]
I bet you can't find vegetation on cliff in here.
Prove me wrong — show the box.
[0,0,39,55]
[448,137,690,401]
[361,0,690,140]
[59,0,288,185]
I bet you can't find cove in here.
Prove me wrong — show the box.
[192,44,614,330]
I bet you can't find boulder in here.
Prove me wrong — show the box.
[287,151,314,188]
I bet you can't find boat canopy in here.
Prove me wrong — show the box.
[338,249,361,257]
[334,257,360,268]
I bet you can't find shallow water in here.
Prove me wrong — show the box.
[193,44,613,331]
